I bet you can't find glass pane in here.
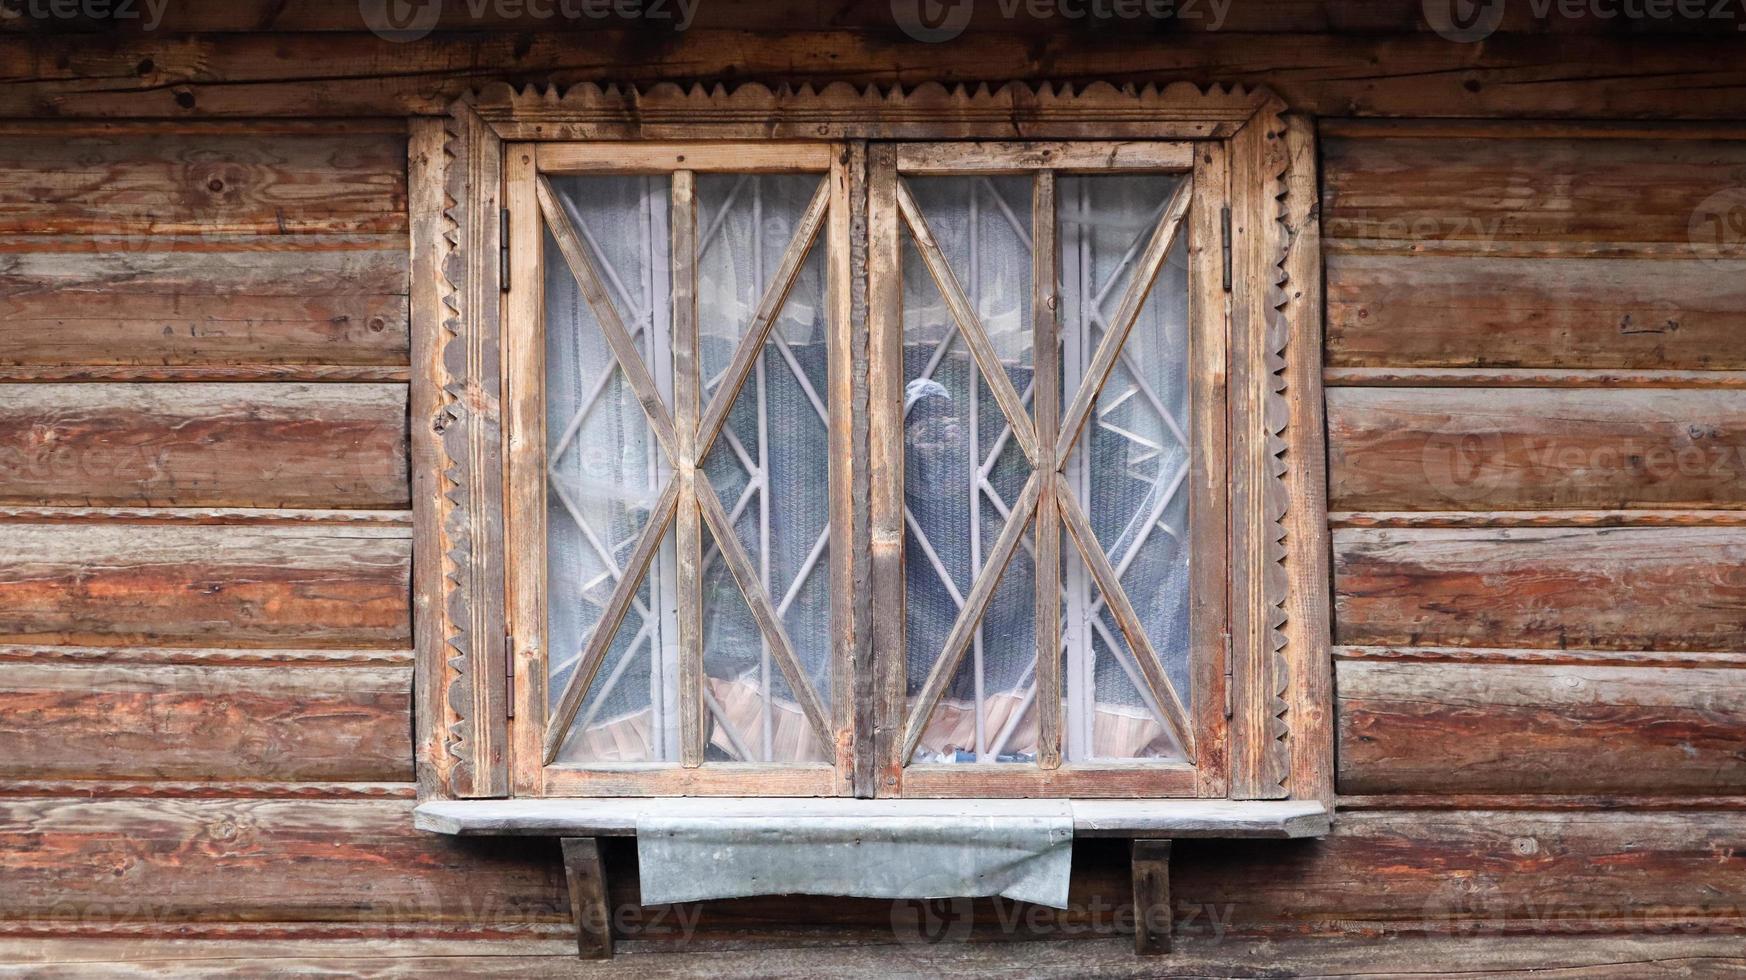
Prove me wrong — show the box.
[1058,173,1193,747]
[545,175,680,765]
[913,529,1039,764]
[701,523,832,764]
[1062,539,1186,762]
[901,195,1040,763]
[550,525,679,765]
[696,173,833,765]
[697,174,829,398]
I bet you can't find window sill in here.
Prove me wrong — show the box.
[413,797,1330,839]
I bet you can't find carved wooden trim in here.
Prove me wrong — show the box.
[468,81,1278,142]
[415,100,510,798]
[1279,115,1334,805]
[1227,101,1296,800]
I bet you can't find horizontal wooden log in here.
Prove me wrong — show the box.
[0,133,405,236]
[1324,136,1746,246]
[1335,645,1746,669]
[7,0,1745,35]
[1174,809,1746,934]
[3,33,1745,119]
[0,798,567,926]
[1333,527,1746,652]
[1325,369,1746,389]
[1327,387,1746,511]
[0,243,408,368]
[0,662,411,782]
[6,935,1746,979]
[0,524,410,647]
[0,384,409,508]
[1326,255,1746,369]
[1330,510,1746,529]
[1337,660,1746,795]
[0,644,413,666]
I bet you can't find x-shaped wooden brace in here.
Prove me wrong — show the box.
[538,173,835,766]
[897,175,1196,766]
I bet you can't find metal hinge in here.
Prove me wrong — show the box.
[504,630,516,719]
[1222,627,1234,719]
[499,208,511,291]
[1220,206,1232,292]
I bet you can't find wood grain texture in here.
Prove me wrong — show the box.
[0,662,411,783]
[1337,660,1746,795]
[1328,387,1746,511]
[0,132,406,236]
[1333,527,1746,652]
[0,524,410,648]
[9,0,1746,34]
[1326,254,1746,370]
[0,383,408,508]
[1323,136,1746,247]
[4,33,1746,120]
[0,243,409,368]
[1173,809,1746,935]
[0,797,566,927]
[4,935,1746,978]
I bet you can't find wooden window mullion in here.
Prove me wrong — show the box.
[670,170,706,768]
[1031,171,1064,771]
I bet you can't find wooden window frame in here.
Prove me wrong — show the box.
[410,81,1331,805]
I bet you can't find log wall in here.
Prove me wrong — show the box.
[0,13,1743,965]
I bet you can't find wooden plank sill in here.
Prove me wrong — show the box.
[413,797,1330,839]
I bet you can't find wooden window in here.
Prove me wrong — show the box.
[413,84,1330,804]
[873,143,1227,798]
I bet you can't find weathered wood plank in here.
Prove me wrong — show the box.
[0,242,409,368]
[0,662,411,783]
[1333,527,1746,652]
[559,838,613,960]
[0,524,410,648]
[1323,137,1746,246]
[0,383,409,508]
[0,132,406,236]
[1328,387,1746,511]
[0,797,566,927]
[1337,660,1746,794]
[1326,255,1746,370]
[3,33,1745,120]
[5,934,1746,979]
[1174,809,1746,935]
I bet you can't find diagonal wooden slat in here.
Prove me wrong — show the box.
[895,179,1041,467]
[695,477,834,750]
[535,174,680,464]
[1055,472,1195,757]
[694,176,832,464]
[899,470,1043,763]
[542,478,681,764]
[1055,179,1192,466]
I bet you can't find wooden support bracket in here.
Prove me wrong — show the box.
[560,837,614,960]
[1132,839,1173,955]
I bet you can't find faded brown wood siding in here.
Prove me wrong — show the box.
[0,122,489,938]
[1324,128,1746,802]
[0,31,1742,951]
